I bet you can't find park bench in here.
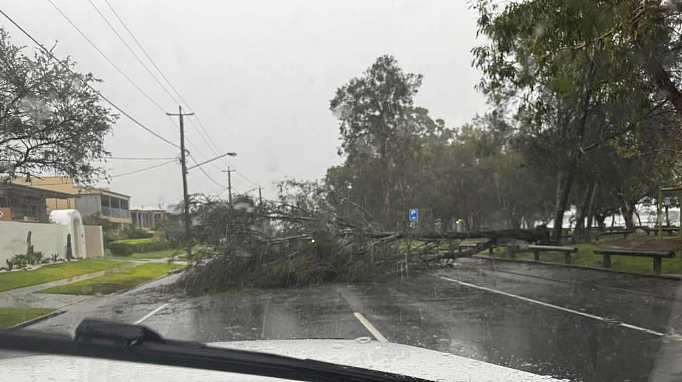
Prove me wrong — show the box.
[528,244,578,264]
[593,248,675,275]
[643,227,679,236]
[455,242,485,255]
[595,229,635,241]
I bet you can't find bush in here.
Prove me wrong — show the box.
[109,238,172,256]
[121,227,153,240]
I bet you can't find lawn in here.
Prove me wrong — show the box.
[0,259,127,293]
[0,307,55,328]
[493,235,682,275]
[128,249,179,260]
[38,263,185,295]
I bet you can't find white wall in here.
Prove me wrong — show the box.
[0,221,68,266]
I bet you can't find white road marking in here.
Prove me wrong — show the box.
[440,276,674,338]
[134,303,169,325]
[353,312,388,342]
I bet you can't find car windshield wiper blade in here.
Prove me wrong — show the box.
[0,319,429,382]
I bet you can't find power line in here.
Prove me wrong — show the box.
[110,159,175,178]
[108,156,176,161]
[46,0,168,114]
[103,0,191,111]
[188,153,224,189]
[186,118,229,168]
[101,0,227,165]
[234,170,259,187]
[52,0,233,192]
[0,7,179,148]
[85,0,181,106]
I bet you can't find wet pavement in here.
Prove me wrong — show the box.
[6,258,682,381]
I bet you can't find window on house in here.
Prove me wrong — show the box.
[21,198,39,217]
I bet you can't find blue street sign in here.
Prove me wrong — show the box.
[409,208,419,222]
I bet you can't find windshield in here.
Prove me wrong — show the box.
[1,1,682,381]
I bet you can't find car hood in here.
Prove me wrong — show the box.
[1,339,559,381]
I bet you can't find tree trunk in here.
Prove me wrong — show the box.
[574,179,595,240]
[585,182,598,238]
[620,201,636,229]
[594,214,606,231]
[552,169,576,244]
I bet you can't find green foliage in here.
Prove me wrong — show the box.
[0,28,116,182]
[471,0,682,238]
[120,227,153,239]
[329,55,446,222]
[108,238,172,256]
[9,254,27,269]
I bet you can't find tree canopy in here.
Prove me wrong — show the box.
[0,28,116,184]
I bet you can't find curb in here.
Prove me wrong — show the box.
[113,268,186,297]
[7,309,65,330]
[471,255,682,281]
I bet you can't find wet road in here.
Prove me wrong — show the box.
[10,258,682,381]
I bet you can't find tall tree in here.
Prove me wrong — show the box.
[0,28,116,184]
[330,55,438,223]
[472,0,677,242]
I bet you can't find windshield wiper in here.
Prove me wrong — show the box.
[0,319,428,382]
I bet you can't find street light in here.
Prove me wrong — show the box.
[186,152,237,171]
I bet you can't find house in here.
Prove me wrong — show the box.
[12,176,132,229]
[131,206,167,230]
[0,183,72,222]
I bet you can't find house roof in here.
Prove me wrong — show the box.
[131,206,166,212]
[2,183,73,199]
[78,187,130,199]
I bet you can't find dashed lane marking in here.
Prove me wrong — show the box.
[134,303,169,325]
[353,312,388,342]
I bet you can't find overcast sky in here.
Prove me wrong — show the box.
[3,0,487,207]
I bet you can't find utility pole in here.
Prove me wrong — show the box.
[166,106,194,260]
[222,167,236,206]
[258,186,263,209]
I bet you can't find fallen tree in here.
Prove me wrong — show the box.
[178,180,549,294]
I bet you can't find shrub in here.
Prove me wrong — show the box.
[109,238,172,256]
[121,227,153,240]
[9,254,28,269]
[31,251,44,265]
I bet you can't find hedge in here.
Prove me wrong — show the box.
[109,238,172,256]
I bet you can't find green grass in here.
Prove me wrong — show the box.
[0,259,127,293]
[127,249,179,259]
[38,263,185,295]
[493,238,682,275]
[109,238,157,245]
[0,307,55,328]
